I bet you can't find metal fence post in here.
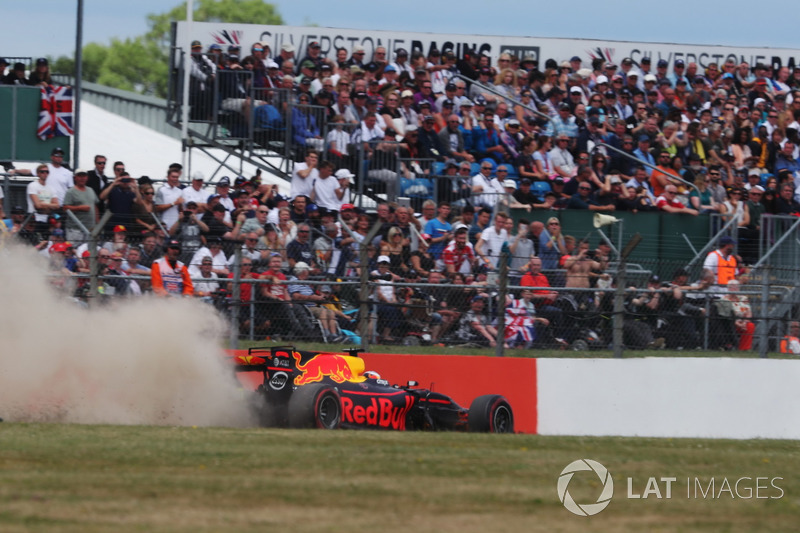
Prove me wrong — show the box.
[229,245,242,349]
[612,259,626,358]
[759,265,769,359]
[494,250,510,357]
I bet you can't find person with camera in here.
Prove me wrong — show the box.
[169,201,209,264]
[99,170,140,234]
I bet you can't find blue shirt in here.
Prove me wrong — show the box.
[425,218,452,259]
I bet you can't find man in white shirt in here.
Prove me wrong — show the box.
[471,162,502,209]
[188,237,229,276]
[155,168,184,228]
[475,211,509,269]
[46,147,74,205]
[181,172,210,212]
[290,150,319,200]
[27,163,59,225]
[311,161,347,213]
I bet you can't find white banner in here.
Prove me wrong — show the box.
[176,22,800,72]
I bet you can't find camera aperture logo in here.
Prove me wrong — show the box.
[558,459,614,516]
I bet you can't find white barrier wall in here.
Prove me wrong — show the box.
[537,358,800,440]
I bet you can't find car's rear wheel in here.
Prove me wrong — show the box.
[468,394,514,433]
[288,384,342,429]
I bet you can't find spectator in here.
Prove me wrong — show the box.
[286,223,318,273]
[724,279,755,351]
[471,161,503,209]
[779,321,800,354]
[372,256,403,343]
[438,114,472,161]
[454,295,498,347]
[288,262,340,341]
[151,240,194,297]
[656,185,699,215]
[475,211,508,269]
[290,150,319,200]
[193,255,220,298]
[703,236,739,285]
[154,168,184,228]
[471,110,504,162]
[424,201,453,260]
[169,201,209,263]
[26,164,60,232]
[504,289,551,349]
[539,217,567,271]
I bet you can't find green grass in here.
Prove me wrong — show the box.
[1,424,798,532]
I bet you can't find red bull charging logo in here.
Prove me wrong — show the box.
[293,353,366,386]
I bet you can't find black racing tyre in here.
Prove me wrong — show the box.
[288,384,342,429]
[468,394,514,433]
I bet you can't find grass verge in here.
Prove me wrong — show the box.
[0,423,798,532]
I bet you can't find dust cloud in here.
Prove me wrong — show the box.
[0,245,256,427]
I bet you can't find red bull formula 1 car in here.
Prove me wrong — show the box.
[231,347,514,433]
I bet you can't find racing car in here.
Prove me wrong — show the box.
[231,346,514,433]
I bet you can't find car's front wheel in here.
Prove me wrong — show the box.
[468,394,514,433]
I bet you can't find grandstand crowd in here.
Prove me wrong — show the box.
[4,41,800,352]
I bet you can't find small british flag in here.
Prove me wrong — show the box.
[37,85,74,140]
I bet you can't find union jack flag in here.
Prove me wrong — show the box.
[37,86,74,140]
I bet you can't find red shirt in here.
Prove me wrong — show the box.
[228,272,258,302]
[656,196,686,210]
[260,269,288,301]
[520,271,555,305]
[441,241,475,271]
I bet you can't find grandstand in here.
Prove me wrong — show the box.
[3,24,800,355]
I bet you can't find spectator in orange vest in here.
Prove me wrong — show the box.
[779,321,800,354]
[702,235,738,285]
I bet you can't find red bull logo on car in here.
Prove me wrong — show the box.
[293,352,366,386]
[341,394,415,430]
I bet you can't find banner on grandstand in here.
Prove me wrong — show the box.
[37,85,74,141]
[176,22,800,72]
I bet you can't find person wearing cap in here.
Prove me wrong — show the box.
[296,40,324,75]
[188,40,216,120]
[274,42,295,69]
[395,89,419,131]
[44,147,74,206]
[178,171,208,213]
[2,61,28,85]
[468,66,497,104]
[28,58,52,87]
[454,293,499,348]
[151,240,194,297]
[702,235,739,285]
[390,48,414,80]
[369,255,403,343]
[62,169,98,244]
